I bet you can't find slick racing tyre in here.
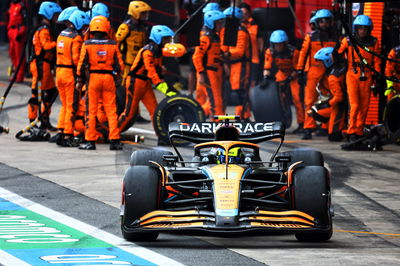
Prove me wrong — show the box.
[154,95,205,145]
[292,166,332,242]
[250,81,292,128]
[130,149,173,166]
[281,149,324,167]
[121,166,161,241]
[383,94,400,142]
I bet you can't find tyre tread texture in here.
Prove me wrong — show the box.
[121,165,160,241]
[293,165,332,242]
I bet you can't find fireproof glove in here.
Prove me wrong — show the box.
[156,82,177,97]
[385,80,396,96]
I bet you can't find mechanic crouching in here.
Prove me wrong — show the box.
[76,15,124,150]
[312,47,347,141]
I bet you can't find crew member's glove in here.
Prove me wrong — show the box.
[384,79,396,96]
[260,75,273,88]
[297,70,305,86]
[156,82,177,97]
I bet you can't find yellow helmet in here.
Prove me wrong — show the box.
[128,1,151,20]
[90,15,110,33]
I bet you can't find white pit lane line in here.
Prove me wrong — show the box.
[0,187,184,266]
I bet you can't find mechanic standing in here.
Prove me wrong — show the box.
[338,15,381,142]
[116,1,151,87]
[55,10,90,147]
[116,1,151,124]
[384,45,400,100]
[263,30,304,133]
[296,9,339,140]
[76,15,124,150]
[239,2,262,88]
[28,1,62,131]
[118,25,176,133]
[221,7,251,120]
[193,10,225,119]
[7,0,26,83]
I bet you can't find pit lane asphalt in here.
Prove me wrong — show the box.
[1,49,400,265]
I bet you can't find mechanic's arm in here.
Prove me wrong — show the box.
[143,49,162,85]
[263,48,273,77]
[227,29,247,60]
[76,43,88,77]
[71,35,83,67]
[39,28,56,52]
[115,23,129,43]
[328,75,344,106]
[385,49,395,78]
[373,39,381,73]
[192,35,210,74]
[296,34,310,71]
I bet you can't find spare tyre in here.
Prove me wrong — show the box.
[153,95,205,145]
[250,80,292,128]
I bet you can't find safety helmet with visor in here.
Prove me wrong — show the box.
[69,10,91,31]
[149,25,175,45]
[91,3,110,18]
[204,10,225,30]
[128,1,151,20]
[39,1,62,20]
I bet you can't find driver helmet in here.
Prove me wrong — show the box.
[215,147,243,164]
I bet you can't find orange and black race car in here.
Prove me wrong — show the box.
[120,116,333,242]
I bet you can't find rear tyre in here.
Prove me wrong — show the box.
[293,166,332,242]
[282,149,324,167]
[121,166,161,241]
[130,149,173,166]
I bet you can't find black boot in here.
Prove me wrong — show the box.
[110,140,123,150]
[49,132,63,143]
[79,141,96,150]
[59,134,76,147]
[301,129,313,140]
[292,123,304,134]
[315,128,328,137]
[328,132,343,142]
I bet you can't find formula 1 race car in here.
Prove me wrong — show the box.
[120,116,333,242]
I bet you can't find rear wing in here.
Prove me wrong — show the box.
[168,122,285,144]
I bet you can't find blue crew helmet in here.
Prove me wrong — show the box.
[353,14,373,32]
[38,1,62,20]
[203,2,220,13]
[91,2,110,18]
[270,30,288,43]
[314,9,333,20]
[314,47,334,68]
[149,25,175,45]
[203,10,225,30]
[69,10,91,31]
[57,6,78,22]
[223,6,243,20]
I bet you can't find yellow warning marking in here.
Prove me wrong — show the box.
[336,229,400,237]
